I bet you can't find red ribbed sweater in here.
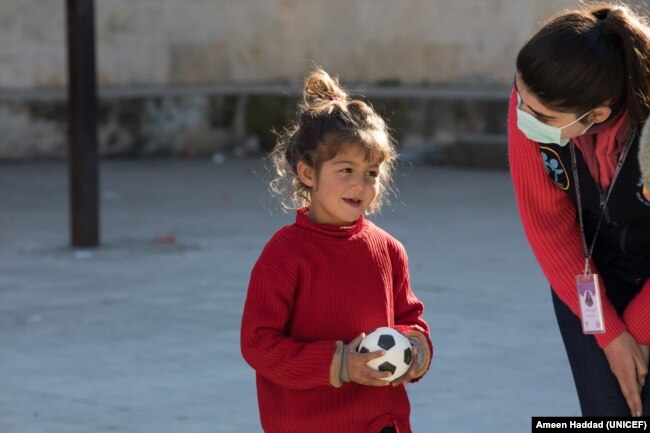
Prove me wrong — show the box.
[508,89,650,348]
[241,208,432,433]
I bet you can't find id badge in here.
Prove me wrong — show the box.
[576,273,605,334]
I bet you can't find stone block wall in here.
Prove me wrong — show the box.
[7,0,635,164]
[0,0,586,88]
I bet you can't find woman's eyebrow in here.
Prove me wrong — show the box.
[528,106,556,121]
[515,78,557,121]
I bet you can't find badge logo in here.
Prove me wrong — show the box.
[540,147,569,190]
[636,177,650,206]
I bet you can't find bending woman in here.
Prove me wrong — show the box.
[509,3,650,416]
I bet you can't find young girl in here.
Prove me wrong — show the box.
[240,69,432,433]
[509,3,650,417]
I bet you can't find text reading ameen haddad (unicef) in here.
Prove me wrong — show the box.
[532,418,648,431]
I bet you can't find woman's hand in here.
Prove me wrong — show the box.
[603,331,648,416]
[641,344,650,368]
[345,333,392,386]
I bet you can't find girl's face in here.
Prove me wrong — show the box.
[298,145,381,226]
[515,73,597,140]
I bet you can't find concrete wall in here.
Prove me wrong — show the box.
[0,0,587,89]
[4,0,647,162]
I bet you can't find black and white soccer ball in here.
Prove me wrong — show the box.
[358,327,413,381]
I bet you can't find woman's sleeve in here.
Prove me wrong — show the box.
[623,279,650,344]
[507,88,626,348]
[240,258,339,390]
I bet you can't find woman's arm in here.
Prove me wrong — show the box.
[507,88,627,348]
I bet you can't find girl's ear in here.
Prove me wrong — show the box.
[297,160,315,187]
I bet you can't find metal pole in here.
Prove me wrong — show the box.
[66,0,99,247]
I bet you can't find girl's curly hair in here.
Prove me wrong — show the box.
[270,68,397,214]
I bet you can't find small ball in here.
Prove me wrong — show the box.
[358,327,413,381]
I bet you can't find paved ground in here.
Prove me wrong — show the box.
[0,158,579,433]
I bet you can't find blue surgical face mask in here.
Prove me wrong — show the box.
[516,92,593,146]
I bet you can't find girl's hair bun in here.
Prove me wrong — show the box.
[303,69,348,113]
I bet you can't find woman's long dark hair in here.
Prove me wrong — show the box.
[517,3,650,124]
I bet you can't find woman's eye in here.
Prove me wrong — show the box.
[340,168,352,173]
[367,170,379,177]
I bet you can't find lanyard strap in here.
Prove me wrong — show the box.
[569,129,635,276]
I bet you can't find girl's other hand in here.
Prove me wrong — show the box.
[391,344,420,387]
